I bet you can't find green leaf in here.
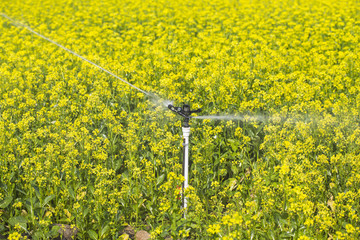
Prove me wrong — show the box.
[0,196,13,208]
[137,199,144,209]
[0,224,5,232]
[88,186,95,195]
[8,216,27,231]
[145,202,153,213]
[32,231,43,239]
[49,225,61,237]
[279,232,294,238]
[24,197,35,215]
[267,229,275,240]
[88,230,98,240]
[100,225,110,238]
[231,164,239,175]
[32,184,41,199]
[227,178,237,191]
[68,187,75,200]
[156,174,166,186]
[42,195,55,207]
[214,157,220,167]
[227,139,239,151]
[83,207,90,217]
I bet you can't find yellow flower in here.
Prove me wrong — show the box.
[207,224,221,235]
[7,232,23,240]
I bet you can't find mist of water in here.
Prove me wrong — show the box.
[162,100,174,108]
[147,96,173,109]
[192,114,268,122]
[0,13,155,97]
[192,112,341,125]
[193,115,261,121]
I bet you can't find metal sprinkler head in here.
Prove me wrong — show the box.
[168,104,202,127]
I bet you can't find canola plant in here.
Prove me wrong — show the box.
[1,0,360,239]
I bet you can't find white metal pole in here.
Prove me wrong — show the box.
[182,126,191,216]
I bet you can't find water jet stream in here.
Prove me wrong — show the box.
[0,13,153,97]
[192,114,267,122]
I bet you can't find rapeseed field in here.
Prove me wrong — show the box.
[1,0,360,239]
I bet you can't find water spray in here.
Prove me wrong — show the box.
[168,104,201,217]
[0,13,156,98]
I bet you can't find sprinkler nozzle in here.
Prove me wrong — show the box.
[168,104,202,127]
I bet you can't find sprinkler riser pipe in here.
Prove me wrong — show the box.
[182,126,191,217]
[168,104,201,218]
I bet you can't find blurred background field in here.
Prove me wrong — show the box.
[1,0,360,239]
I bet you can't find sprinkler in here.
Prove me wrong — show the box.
[168,104,202,127]
[168,104,201,217]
